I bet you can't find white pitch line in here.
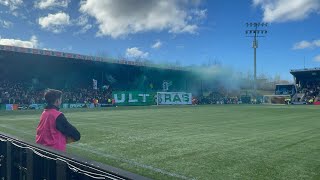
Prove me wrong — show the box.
[0,124,195,180]
[0,117,39,121]
[0,124,35,135]
[71,144,195,180]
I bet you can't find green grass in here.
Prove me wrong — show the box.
[1,105,320,180]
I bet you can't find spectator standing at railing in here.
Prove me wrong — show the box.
[36,89,81,152]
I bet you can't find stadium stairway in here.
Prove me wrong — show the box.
[291,93,305,102]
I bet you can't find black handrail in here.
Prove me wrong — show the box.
[0,132,151,180]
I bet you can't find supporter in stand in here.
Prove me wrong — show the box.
[0,81,113,107]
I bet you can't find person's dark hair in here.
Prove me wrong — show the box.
[44,89,62,105]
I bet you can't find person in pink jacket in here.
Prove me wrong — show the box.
[36,89,80,151]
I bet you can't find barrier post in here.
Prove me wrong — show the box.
[6,141,12,180]
[56,159,67,180]
[26,149,34,180]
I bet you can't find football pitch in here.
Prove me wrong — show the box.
[1,105,320,180]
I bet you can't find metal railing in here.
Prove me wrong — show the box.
[0,133,150,180]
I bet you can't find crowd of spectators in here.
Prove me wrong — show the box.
[0,81,113,105]
[196,93,240,105]
[62,87,113,104]
[0,81,44,104]
[1,80,262,106]
[297,82,320,103]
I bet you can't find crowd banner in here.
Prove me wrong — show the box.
[61,103,109,109]
[13,104,19,110]
[69,104,86,108]
[29,104,45,110]
[5,104,13,111]
[62,104,69,109]
[4,104,28,111]
[113,91,156,106]
[157,92,192,105]
[18,105,28,110]
[93,79,98,90]
[0,104,6,110]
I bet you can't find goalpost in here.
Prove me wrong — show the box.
[263,95,291,105]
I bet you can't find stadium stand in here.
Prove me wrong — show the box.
[0,81,112,106]
[290,68,320,104]
[0,45,198,108]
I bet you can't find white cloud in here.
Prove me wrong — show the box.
[193,9,207,19]
[73,15,93,35]
[80,24,92,33]
[38,12,70,33]
[314,55,320,62]
[0,0,22,10]
[34,0,69,9]
[313,40,320,47]
[11,11,18,16]
[293,39,320,50]
[253,0,320,22]
[170,24,198,34]
[80,0,205,38]
[1,20,13,28]
[0,35,38,48]
[74,24,93,35]
[43,48,56,51]
[76,14,89,26]
[62,45,72,51]
[151,40,162,49]
[293,40,313,49]
[126,47,149,58]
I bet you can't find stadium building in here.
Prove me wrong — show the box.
[290,68,320,104]
[0,45,203,108]
[264,68,320,105]
[0,45,194,91]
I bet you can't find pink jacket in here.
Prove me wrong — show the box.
[36,108,67,151]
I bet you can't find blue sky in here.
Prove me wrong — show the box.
[0,0,319,80]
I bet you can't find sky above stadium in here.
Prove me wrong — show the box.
[0,0,319,80]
